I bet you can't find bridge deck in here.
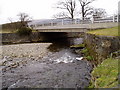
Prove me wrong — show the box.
[35,22,118,32]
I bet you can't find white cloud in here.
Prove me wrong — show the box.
[0,0,119,24]
[92,0,119,15]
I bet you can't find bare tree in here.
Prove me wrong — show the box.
[53,12,69,19]
[78,0,95,20]
[8,17,13,23]
[17,13,32,28]
[56,0,76,20]
[8,17,18,30]
[93,8,107,18]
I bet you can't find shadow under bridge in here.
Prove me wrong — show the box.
[38,32,82,42]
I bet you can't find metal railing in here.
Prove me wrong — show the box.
[28,15,119,28]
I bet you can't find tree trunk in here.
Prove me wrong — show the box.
[82,6,85,20]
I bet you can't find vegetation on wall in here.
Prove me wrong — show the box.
[16,27,32,36]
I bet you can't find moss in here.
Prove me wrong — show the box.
[81,48,94,61]
[89,58,118,88]
[70,44,85,48]
[86,56,94,61]
[81,48,88,54]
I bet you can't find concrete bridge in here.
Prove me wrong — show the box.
[34,22,118,32]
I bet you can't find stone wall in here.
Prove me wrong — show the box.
[84,33,120,62]
[1,32,42,44]
[1,32,80,44]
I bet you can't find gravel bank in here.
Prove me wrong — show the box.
[1,43,52,58]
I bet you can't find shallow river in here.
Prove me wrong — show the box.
[2,37,93,89]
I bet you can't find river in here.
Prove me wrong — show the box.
[2,37,93,89]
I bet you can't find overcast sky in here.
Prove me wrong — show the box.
[0,0,119,24]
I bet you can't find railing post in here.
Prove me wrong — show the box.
[91,16,94,23]
[34,24,37,29]
[113,14,115,22]
[117,15,119,22]
[42,23,44,27]
[75,19,77,24]
[62,19,64,25]
[51,21,53,26]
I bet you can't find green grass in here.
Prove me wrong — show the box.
[89,58,118,88]
[87,26,119,36]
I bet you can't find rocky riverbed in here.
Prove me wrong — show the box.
[1,43,93,89]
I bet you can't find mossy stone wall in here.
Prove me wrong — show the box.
[84,33,120,62]
[1,32,42,44]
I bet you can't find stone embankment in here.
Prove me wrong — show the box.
[84,33,120,62]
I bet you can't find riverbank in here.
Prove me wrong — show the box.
[83,27,120,88]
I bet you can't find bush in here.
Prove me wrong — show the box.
[17,27,32,36]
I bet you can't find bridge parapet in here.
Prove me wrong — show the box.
[35,22,118,32]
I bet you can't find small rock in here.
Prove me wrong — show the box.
[76,57,83,61]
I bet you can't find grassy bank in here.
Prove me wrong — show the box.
[0,29,38,34]
[87,26,119,36]
[89,58,119,88]
[0,29,17,33]
[84,26,119,88]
